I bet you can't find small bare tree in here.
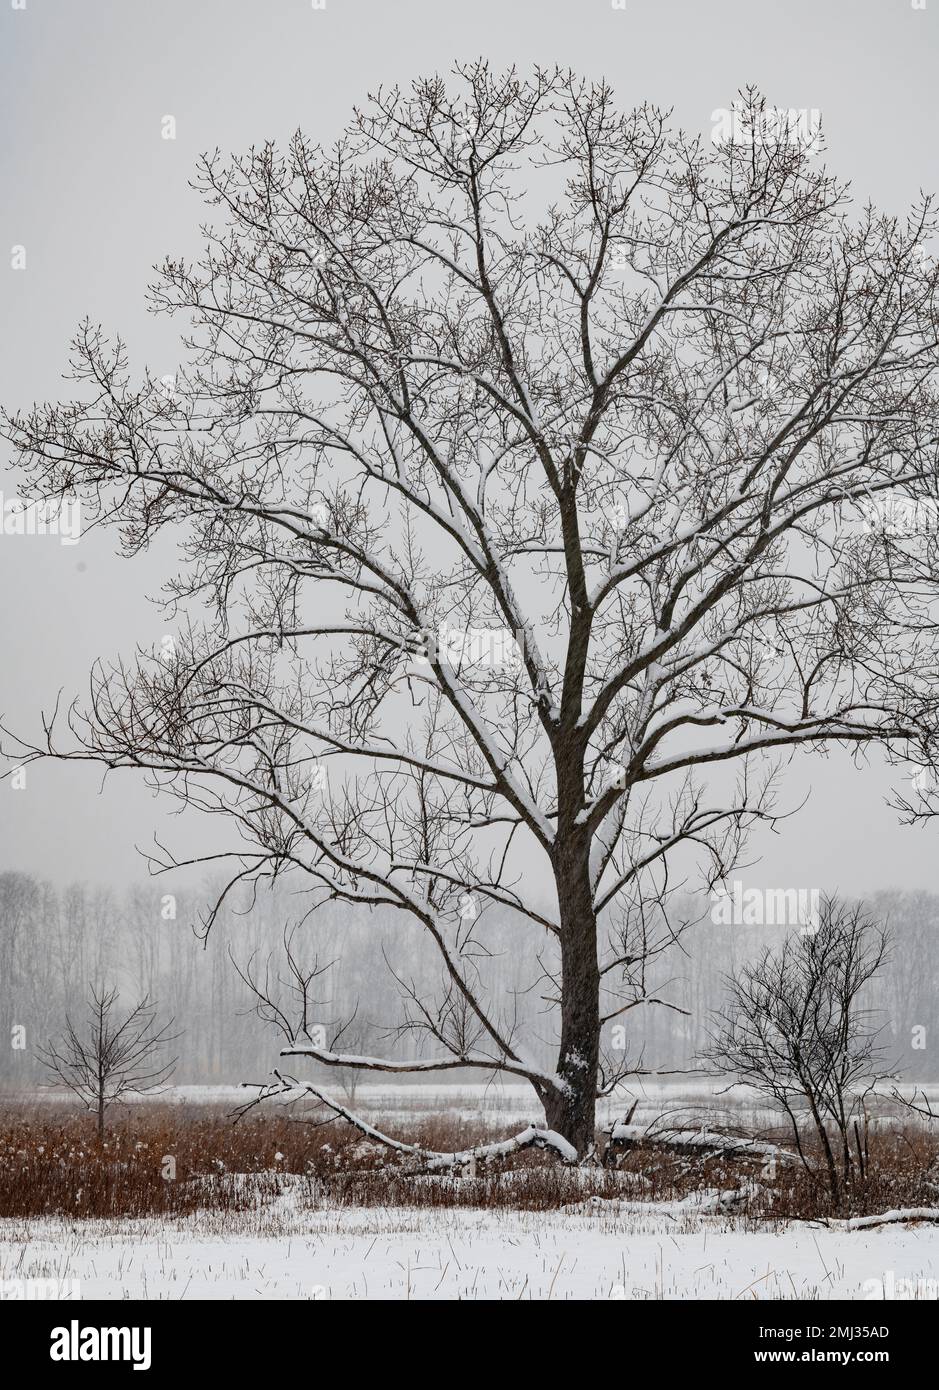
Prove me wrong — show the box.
[39,986,178,1141]
[708,898,890,1202]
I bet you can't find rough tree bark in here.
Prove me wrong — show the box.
[544,848,601,1153]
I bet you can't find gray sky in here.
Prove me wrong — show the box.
[2,0,938,893]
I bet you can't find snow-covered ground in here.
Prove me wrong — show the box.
[5,1081,938,1300]
[17,1076,938,1133]
[2,1193,937,1300]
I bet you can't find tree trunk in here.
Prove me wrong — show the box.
[544,839,600,1156]
[97,1091,105,1143]
[806,1097,840,1204]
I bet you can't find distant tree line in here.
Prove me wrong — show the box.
[0,869,935,1091]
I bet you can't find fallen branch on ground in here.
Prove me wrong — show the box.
[604,1122,798,1165]
[826,1207,939,1230]
[238,1070,578,1168]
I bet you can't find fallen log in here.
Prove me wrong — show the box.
[830,1207,939,1230]
[240,1070,578,1168]
[604,1122,798,1166]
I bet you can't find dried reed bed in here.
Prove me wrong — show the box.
[1,1098,937,1222]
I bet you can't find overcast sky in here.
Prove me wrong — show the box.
[2,0,939,894]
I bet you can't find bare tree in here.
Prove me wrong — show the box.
[39,986,178,1140]
[5,67,939,1155]
[707,898,891,1201]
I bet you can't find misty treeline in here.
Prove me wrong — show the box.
[0,867,933,1091]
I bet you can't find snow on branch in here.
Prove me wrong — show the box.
[828,1208,939,1230]
[239,1071,578,1167]
[277,1043,562,1092]
[605,1121,798,1165]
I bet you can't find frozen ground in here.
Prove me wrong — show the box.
[2,1192,938,1299]
[4,1082,938,1300]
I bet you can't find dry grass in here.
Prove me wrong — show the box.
[749,1127,939,1223]
[1,1098,937,1222]
[600,1123,939,1224]
[0,1102,624,1217]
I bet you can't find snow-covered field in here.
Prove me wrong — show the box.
[3,1193,938,1300]
[19,1075,937,1128]
[5,1081,939,1301]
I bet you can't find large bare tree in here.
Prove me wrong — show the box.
[5,66,939,1155]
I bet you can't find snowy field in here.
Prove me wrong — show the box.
[4,1082,939,1300]
[3,1193,938,1300]
[23,1075,932,1132]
